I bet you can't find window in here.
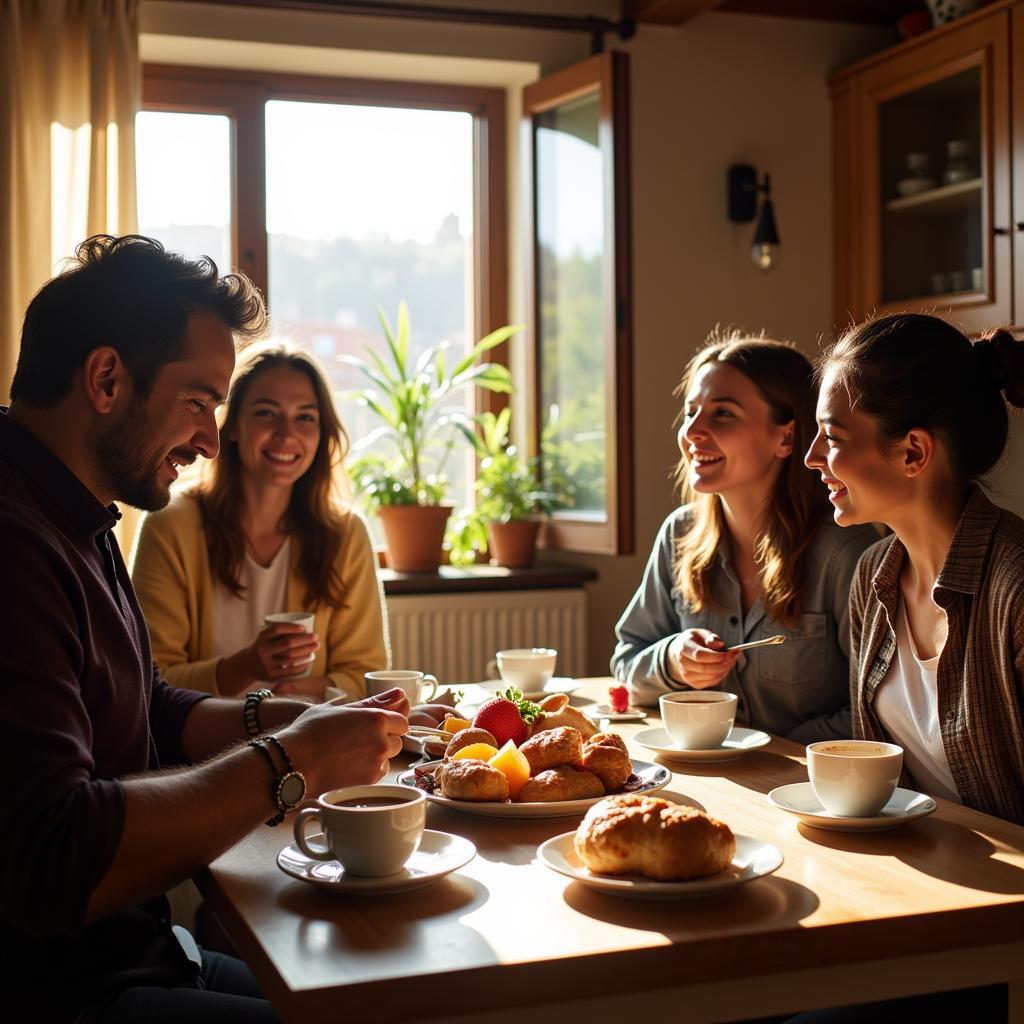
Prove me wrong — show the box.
[140,65,508,514]
[524,52,633,555]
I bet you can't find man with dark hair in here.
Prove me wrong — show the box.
[0,236,409,1022]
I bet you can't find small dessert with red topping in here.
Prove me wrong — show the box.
[608,685,630,714]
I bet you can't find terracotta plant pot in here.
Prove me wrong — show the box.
[487,519,541,569]
[377,504,452,572]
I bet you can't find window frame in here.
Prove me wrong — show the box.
[522,51,634,556]
[141,64,509,417]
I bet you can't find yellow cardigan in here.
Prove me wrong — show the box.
[130,491,389,698]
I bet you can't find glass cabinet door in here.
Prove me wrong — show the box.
[857,11,1011,331]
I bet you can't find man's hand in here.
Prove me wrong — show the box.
[280,687,410,791]
[666,629,739,689]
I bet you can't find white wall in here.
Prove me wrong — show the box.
[140,2,903,674]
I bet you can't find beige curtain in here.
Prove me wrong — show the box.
[0,0,141,547]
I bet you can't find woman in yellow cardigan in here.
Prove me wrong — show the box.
[131,341,389,700]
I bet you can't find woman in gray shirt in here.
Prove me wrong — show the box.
[612,333,877,743]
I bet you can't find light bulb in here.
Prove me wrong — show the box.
[751,242,778,272]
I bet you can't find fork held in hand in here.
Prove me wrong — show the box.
[726,634,786,653]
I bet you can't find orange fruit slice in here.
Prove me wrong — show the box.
[451,742,499,762]
[442,716,473,735]
[488,740,531,799]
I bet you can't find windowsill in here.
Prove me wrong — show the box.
[380,563,596,595]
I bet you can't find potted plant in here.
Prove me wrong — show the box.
[449,408,556,569]
[345,302,518,572]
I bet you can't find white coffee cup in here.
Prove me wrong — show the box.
[364,669,439,704]
[806,739,904,818]
[486,648,557,691]
[659,691,738,750]
[264,612,316,678]
[293,785,426,877]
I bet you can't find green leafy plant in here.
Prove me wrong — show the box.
[448,408,557,566]
[344,302,519,512]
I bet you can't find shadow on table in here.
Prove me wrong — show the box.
[795,816,1024,893]
[664,750,802,795]
[561,874,819,933]
[279,873,492,953]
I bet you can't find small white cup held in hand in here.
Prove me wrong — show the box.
[486,648,557,691]
[659,691,738,750]
[364,669,439,704]
[293,785,426,876]
[264,612,316,678]
[806,740,904,818]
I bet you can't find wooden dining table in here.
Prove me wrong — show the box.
[197,678,1024,1023]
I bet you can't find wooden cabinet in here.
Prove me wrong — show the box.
[831,1,1018,333]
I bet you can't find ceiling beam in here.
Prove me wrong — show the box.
[624,0,728,24]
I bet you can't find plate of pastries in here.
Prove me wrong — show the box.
[537,794,783,899]
[398,724,671,819]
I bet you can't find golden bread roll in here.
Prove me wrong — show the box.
[529,703,599,740]
[580,732,632,793]
[443,727,497,760]
[518,765,604,802]
[519,726,583,774]
[574,794,735,881]
[438,759,509,802]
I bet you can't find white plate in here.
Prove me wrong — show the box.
[397,758,671,818]
[276,829,476,893]
[767,782,938,832]
[474,677,581,702]
[633,726,772,763]
[537,832,783,900]
[584,704,648,722]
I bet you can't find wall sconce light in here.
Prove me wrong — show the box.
[728,164,780,272]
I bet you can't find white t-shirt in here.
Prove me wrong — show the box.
[874,598,961,804]
[210,539,292,663]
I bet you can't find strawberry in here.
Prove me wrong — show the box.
[608,685,630,714]
[473,688,542,747]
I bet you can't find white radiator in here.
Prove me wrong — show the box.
[385,588,586,686]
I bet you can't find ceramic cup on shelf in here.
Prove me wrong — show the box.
[264,612,316,677]
[486,648,557,691]
[931,272,949,295]
[896,152,937,197]
[942,139,974,185]
[926,0,980,27]
[949,269,972,293]
[365,669,440,704]
[806,740,903,818]
[659,691,738,750]
[293,785,426,876]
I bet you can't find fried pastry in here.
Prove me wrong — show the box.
[519,726,583,774]
[529,697,599,740]
[574,794,735,881]
[580,732,632,793]
[437,758,509,802]
[444,727,497,760]
[518,765,603,802]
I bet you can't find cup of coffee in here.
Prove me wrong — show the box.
[264,612,316,678]
[364,669,439,704]
[806,740,904,817]
[659,691,738,750]
[293,785,426,876]
[486,648,557,691]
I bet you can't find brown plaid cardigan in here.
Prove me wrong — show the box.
[849,487,1024,824]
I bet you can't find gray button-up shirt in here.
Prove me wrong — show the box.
[611,506,878,743]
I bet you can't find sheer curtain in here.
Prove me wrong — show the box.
[0,0,141,546]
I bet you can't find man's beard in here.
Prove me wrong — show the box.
[96,398,179,512]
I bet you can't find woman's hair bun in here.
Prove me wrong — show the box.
[974,329,1024,409]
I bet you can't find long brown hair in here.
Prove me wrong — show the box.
[197,342,351,607]
[673,331,830,626]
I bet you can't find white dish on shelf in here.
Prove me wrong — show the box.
[767,783,937,833]
[536,832,783,900]
[397,758,671,818]
[633,726,771,763]
[277,830,475,893]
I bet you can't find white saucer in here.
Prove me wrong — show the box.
[537,832,783,900]
[767,782,938,832]
[277,830,476,893]
[475,677,581,702]
[633,726,772,763]
[584,704,648,722]
[397,758,671,818]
